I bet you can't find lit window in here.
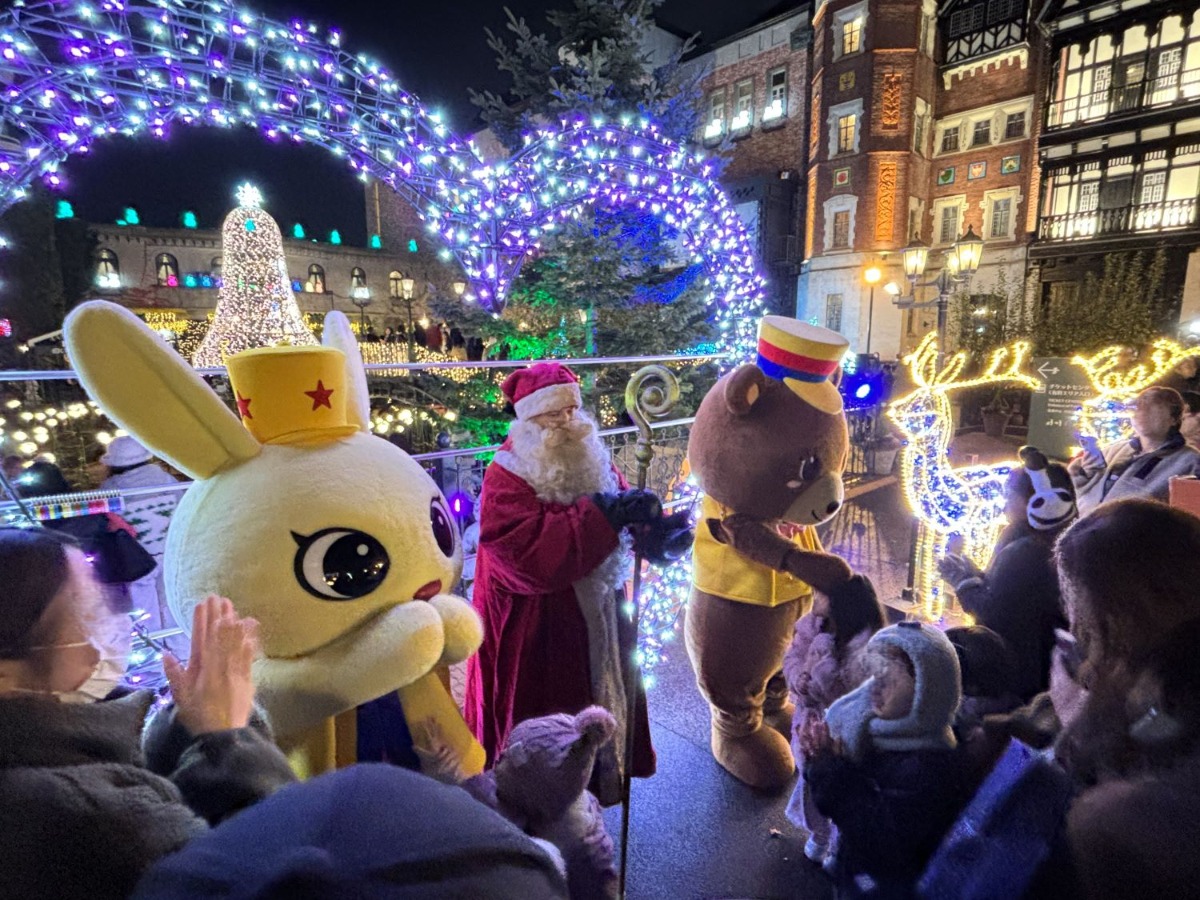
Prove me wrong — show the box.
[732,80,754,131]
[1140,171,1167,205]
[765,69,788,121]
[1004,111,1026,139]
[705,90,725,139]
[941,128,960,153]
[837,114,857,153]
[211,255,223,276]
[389,270,403,299]
[155,253,179,288]
[842,18,862,55]
[832,211,851,249]
[307,263,326,294]
[350,267,369,300]
[989,198,1012,238]
[94,249,120,290]
[972,120,992,147]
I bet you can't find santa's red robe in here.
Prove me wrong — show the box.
[464,450,655,803]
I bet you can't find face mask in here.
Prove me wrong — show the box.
[28,611,131,704]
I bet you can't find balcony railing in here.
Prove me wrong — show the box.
[1038,197,1198,241]
[1047,64,1200,129]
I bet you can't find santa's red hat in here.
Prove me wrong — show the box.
[502,362,582,419]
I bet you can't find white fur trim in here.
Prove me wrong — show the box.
[514,382,582,420]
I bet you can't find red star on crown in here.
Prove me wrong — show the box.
[236,392,253,419]
[304,380,335,411]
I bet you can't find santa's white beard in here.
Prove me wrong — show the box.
[506,412,617,504]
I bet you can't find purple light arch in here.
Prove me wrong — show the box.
[0,0,766,355]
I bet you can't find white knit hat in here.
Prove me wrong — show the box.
[100,435,153,468]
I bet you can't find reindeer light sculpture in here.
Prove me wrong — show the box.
[1073,339,1195,445]
[888,334,1039,619]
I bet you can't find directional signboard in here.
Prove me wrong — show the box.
[1027,357,1093,461]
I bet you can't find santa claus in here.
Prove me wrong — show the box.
[464,362,660,804]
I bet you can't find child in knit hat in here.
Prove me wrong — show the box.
[803,621,969,896]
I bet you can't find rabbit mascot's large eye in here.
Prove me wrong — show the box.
[64,302,485,781]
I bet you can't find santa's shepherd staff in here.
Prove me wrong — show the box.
[617,364,680,899]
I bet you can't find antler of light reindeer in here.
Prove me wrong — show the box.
[902,332,1039,395]
[1072,339,1194,401]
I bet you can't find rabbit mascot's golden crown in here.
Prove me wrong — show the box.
[64,301,486,779]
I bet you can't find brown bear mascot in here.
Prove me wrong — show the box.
[686,316,869,790]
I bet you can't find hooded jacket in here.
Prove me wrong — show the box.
[0,690,295,900]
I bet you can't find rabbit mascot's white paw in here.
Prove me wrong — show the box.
[64,302,486,779]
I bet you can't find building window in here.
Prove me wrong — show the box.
[825,294,844,332]
[350,267,369,300]
[938,203,962,244]
[832,1,869,61]
[919,11,934,55]
[155,253,179,288]
[986,0,1021,24]
[832,211,851,249]
[704,90,725,140]
[1140,170,1167,205]
[1004,111,1026,140]
[972,119,992,147]
[841,18,862,55]
[949,4,985,38]
[306,263,326,293]
[732,79,754,131]
[909,206,921,240]
[389,271,403,298]
[95,249,120,290]
[989,197,1013,239]
[838,115,857,153]
[941,127,960,153]
[765,68,787,121]
[210,255,223,276]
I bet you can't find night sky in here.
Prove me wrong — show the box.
[48,0,790,245]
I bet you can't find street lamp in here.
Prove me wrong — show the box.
[350,294,373,337]
[400,275,416,362]
[893,230,984,366]
[452,279,467,298]
[863,263,882,355]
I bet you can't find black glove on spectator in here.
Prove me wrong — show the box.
[632,510,694,566]
[591,489,662,530]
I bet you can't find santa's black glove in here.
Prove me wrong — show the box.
[592,489,662,531]
[825,573,880,610]
[632,510,694,566]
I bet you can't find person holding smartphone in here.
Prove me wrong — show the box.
[1069,386,1200,515]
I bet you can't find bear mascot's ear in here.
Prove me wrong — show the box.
[724,364,769,417]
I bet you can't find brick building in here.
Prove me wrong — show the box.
[688,7,814,314]
[797,0,1047,360]
[1031,0,1200,328]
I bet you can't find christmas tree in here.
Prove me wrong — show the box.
[467,0,716,370]
[192,185,317,367]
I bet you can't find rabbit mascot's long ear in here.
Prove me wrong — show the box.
[320,310,371,431]
[64,301,261,478]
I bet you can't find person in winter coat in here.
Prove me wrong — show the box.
[0,527,295,900]
[1036,499,1200,899]
[783,574,885,867]
[1180,390,1200,446]
[804,622,969,898]
[939,446,1074,701]
[1069,386,1200,515]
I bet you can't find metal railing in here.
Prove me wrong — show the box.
[1046,63,1200,129]
[1038,197,1198,242]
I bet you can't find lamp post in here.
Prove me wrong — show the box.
[893,228,984,367]
[400,275,416,362]
[451,279,467,299]
[863,263,882,356]
[351,293,373,338]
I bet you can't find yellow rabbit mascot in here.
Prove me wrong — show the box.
[64,301,486,779]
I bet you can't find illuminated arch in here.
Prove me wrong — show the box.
[0,0,766,356]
